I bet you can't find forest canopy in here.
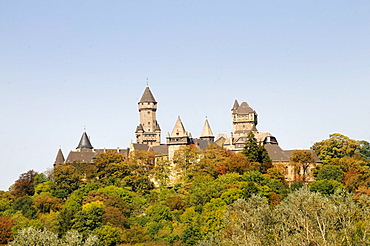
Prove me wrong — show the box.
[1,133,370,245]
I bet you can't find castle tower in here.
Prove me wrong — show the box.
[232,99,258,137]
[77,131,94,151]
[166,116,193,160]
[53,148,65,166]
[135,86,161,146]
[200,118,214,142]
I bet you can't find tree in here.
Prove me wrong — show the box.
[360,140,370,160]
[93,225,122,246]
[0,216,15,244]
[173,145,201,180]
[316,164,344,182]
[180,207,202,245]
[311,133,362,164]
[13,196,36,219]
[93,150,127,184]
[72,201,104,236]
[52,165,82,198]
[309,179,344,196]
[217,196,272,246]
[242,132,272,172]
[33,195,62,214]
[10,170,38,198]
[188,176,224,208]
[9,227,99,246]
[289,150,316,182]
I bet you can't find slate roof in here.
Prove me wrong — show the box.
[139,86,156,103]
[136,124,144,132]
[77,132,93,149]
[65,148,129,164]
[236,102,256,114]
[232,99,239,112]
[65,151,97,163]
[150,145,169,155]
[170,116,188,137]
[194,138,215,150]
[154,121,161,131]
[201,119,214,137]
[264,144,291,162]
[131,143,150,151]
[54,148,65,165]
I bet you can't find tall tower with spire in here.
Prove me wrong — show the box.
[166,116,194,160]
[231,99,258,137]
[135,86,161,146]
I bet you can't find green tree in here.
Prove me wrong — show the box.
[52,165,82,199]
[317,164,344,182]
[311,133,362,164]
[188,176,224,208]
[93,225,122,246]
[360,140,370,160]
[72,201,104,236]
[180,207,202,245]
[309,179,344,196]
[242,132,271,172]
[13,196,36,219]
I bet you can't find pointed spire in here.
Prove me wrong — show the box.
[54,148,65,165]
[139,86,156,103]
[77,131,93,149]
[170,116,187,137]
[201,119,214,137]
[232,99,239,112]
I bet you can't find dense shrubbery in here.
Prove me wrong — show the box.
[1,133,370,245]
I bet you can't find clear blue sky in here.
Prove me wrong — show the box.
[1,1,369,190]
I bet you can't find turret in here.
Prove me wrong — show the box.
[77,131,94,151]
[166,116,194,160]
[232,100,258,136]
[135,86,161,146]
[53,148,65,166]
[200,118,215,142]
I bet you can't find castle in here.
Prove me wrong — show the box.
[54,86,320,182]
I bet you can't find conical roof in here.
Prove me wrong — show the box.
[139,86,156,103]
[54,148,65,165]
[232,99,239,112]
[77,132,93,149]
[171,116,187,137]
[201,119,214,137]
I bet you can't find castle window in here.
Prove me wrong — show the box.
[148,111,150,114]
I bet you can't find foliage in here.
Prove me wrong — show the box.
[289,150,316,181]
[72,201,104,236]
[242,132,272,166]
[311,133,362,164]
[9,227,99,246]
[10,170,38,198]
[0,216,15,244]
[5,132,370,245]
[52,165,82,199]
[309,179,344,195]
[316,164,344,182]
